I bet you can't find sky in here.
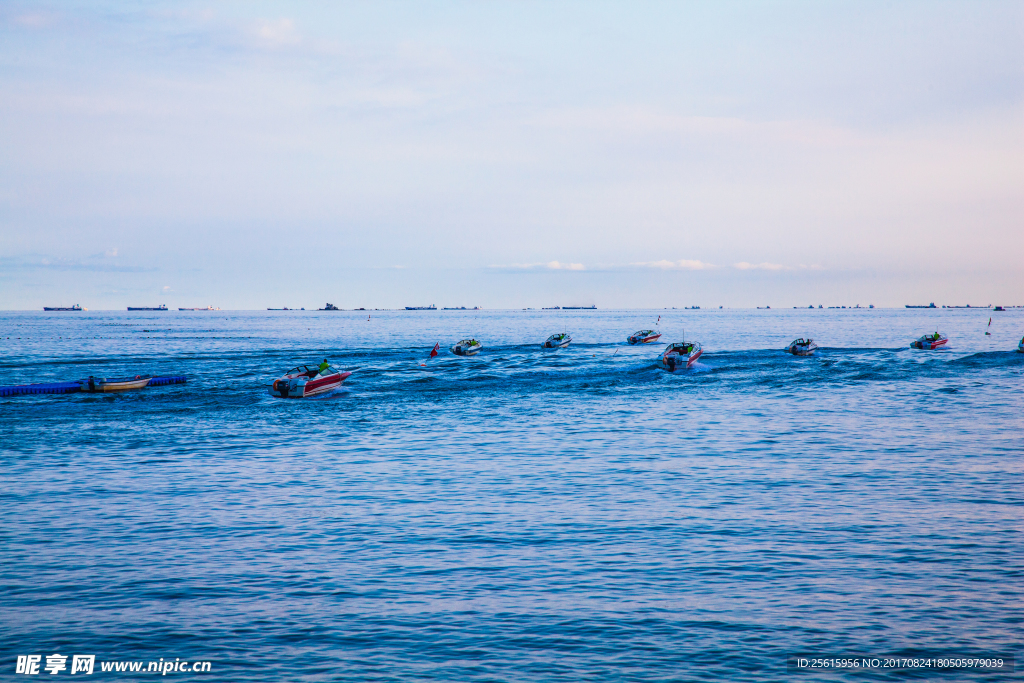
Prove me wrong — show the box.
[1,1,1021,309]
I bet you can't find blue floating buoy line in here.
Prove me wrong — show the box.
[0,376,186,397]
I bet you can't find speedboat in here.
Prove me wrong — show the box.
[910,332,948,350]
[451,339,482,356]
[628,330,662,345]
[786,338,819,356]
[660,341,702,371]
[542,332,571,348]
[79,375,152,392]
[270,364,351,398]
[1018,336,1023,353]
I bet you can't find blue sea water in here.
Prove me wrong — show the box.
[2,308,1022,682]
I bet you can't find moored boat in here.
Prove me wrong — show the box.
[660,341,702,371]
[786,338,819,356]
[451,339,482,356]
[910,332,948,350]
[542,332,571,348]
[627,330,662,345]
[79,375,152,392]
[270,364,351,398]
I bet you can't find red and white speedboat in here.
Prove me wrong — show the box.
[660,341,702,371]
[910,333,948,350]
[270,364,351,398]
[628,329,662,345]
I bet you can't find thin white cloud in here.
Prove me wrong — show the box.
[11,13,58,28]
[489,261,585,271]
[734,261,786,270]
[633,259,717,270]
[547,260,584,270]
[733,262,824,271]
[252,18,300,48]
[1,255,152,273]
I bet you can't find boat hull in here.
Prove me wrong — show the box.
[271,371,351,398]
[910,338,948,350]
[542,335,571,348]
[628,333,661,345]
[660,347,701,371]
[787,344,818,356]
[451,346,481,356]
[80,376,152,392]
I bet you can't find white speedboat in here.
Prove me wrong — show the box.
[451,339,482,356]
[628,330,662,345]
[270,364,351,398]
[1018,335,1023,353]
[660,341,702,371]
[786,338,819,356]
[910,332,948,350]
[542,332,571,348]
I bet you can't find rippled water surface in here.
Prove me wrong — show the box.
[2,309,1022,681]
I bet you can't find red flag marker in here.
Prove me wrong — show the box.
[421,342,440,366]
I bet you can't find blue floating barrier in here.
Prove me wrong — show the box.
[1,376,185,396]
[149,376,187,386]
[0,381,83,397]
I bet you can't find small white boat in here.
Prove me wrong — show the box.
[270,364,351,398]
[1018,336,1023,353]
[660,341,702,371]
[786,338,819,356]
[910,332,948,350]
[79,375,152,392]
[542,332,571,348]
[451,339,482,356]
[628,330,662,345]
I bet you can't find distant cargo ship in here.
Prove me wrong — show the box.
[905,303,937,308]
[562,305,597,310]
[179,306,218,311]
[405,305,437,310]
[442,306,479,310]
[128,305,167,311]
[43,304,83,311]
[268,307,303,310]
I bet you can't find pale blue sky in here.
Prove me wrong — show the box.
[1,1,1021,309]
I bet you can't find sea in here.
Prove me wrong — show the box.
[2,308,1021,682]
